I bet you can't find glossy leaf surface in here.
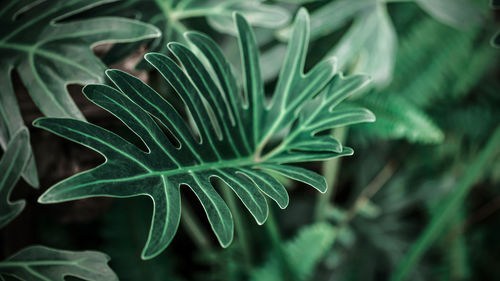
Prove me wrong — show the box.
[35,10,374,259]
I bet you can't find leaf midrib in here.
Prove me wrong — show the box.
[48,156,260,197]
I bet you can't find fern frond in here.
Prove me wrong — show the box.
[250,223,336,281]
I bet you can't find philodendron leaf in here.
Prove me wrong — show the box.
[0,245,117,281]
[0,0,160,186]
[34,9,374,259]
[83,0,290,66]
[0,128,31,229]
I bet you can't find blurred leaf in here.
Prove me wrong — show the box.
[206,1,290,35]
[415,0,482,28]
[90,0,290,66]
[0,0,160,186]
[390,124,500,281]
[355,93,444,144]
[492,31,500,48]
[389,18,495,108]
[329,5,396,87]
[0,128,31,229]
[277,0,374,41]
[34,10,372,260]
[250,223,336,281]
[0,246,117,281]
[0,70,37,187]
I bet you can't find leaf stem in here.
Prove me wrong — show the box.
[390,124,500,281]
[264,208,296,281]
[341,157,399,225]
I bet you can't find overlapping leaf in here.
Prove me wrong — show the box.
[82,0,290,66]
[276,0,482,86]
[0,0,160,186]
[0,128,31,228]
[34,9,374,259]
[0,246,117,281]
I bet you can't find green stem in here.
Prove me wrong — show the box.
[264,208,296,281]
[180,199,212,250]
[390,124,500,281]
[314,127,347,221]
[220,183,253,273]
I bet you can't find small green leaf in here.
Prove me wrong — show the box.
[0,128,31,228]
[0,245,118,281]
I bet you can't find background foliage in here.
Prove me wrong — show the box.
[1,0,500,280]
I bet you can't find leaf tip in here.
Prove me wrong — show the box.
[296,7,310,24]
[32,117,48,129]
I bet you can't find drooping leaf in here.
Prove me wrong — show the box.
[0,245,118,281]
[0,0,160,186]
[34,9,374,259]
[0,128,31,229]
[83,0,290,66]
[250,223,337,281]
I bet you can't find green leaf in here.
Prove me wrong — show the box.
[0,0,160,186]
[0,70,38,187]
[415,0,483,28]
[294,0,374,41]
[0,128,31,229]
[328,4,397,87]
[0,245,118,281]
[250,223,337,281]
[355,93,444,144]
[88,0,290,65]
[35,9,373,259]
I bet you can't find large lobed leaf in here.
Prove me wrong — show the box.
[0,0,160,186]
[0,246,117,281]
[34,9,374,259]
